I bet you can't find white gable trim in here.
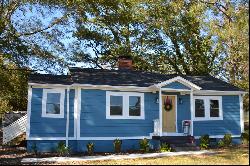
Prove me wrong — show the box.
[152,76,202,90]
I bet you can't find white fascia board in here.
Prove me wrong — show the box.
[29,83,153,92]
[152,76,202,90]
[194,90,247,95]
[28,83,70,87]
[27,136,151,141]
[74,84,152,91]
[28,83,247,94]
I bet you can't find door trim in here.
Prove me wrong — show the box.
[161,95,178,133]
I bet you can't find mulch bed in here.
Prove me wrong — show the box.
[0,146,59,165]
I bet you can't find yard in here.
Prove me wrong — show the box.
[0,145,248,165]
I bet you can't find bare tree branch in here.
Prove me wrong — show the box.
[17,12,70,37]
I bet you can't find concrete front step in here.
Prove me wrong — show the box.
[158,136,199,152]
[160,136,195,144]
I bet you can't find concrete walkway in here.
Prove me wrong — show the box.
[21,150,217,163]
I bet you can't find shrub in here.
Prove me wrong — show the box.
[113,139,122,153]
[223,134,232,147]
[31,143,38,155]
[217,139,225,148]
[86,142,94,155]
[160,143,172,152]
[56,141,70,156]
[199,134,210,149]
[139,138,150,153]
[241,132,249,144]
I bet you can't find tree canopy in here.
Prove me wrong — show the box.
[0,0,249,113]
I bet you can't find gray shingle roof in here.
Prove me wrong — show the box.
[28,68,244,91]
[29,74,72,85]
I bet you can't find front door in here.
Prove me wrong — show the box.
[162,95,176,133]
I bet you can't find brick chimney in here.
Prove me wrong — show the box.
[118,56,133,70]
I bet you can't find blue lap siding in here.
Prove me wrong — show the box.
[27,87,242,152]
[176,94,191,132]
[29,88,75,138]
[80,90,159,137]
[193,95,241,136]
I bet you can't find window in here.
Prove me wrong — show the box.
[106,92,144,119]
[129,96,141,116]
[193,96,223,121]
[210,100,219,117]
[110,96,123,116]
[42,89,65,118]
[195,99,205,117]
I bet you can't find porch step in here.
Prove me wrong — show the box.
[159,136,195,144]
[158,136,200,152]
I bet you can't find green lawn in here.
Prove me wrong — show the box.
[49,146,249,165]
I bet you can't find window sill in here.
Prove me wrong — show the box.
[106,116,145,120]
[42,114,64,118]
[193,117,223,121]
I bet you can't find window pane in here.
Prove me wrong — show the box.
[129,96,141,116]
[210,100,219,117]
[195,99,205,117]
[46,93,61,114]
[47,93,60,104]
[110,96,123,115]
[46,103,60,114]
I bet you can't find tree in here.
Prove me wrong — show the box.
[70,0,221,75]
[204,0,249,111]
[0,56,29,113]
[69,0,157,71]
[145,0,223,75]
[0,0,71,72]
[0,0,72,113]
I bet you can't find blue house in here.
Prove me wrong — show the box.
[26,56,246,152]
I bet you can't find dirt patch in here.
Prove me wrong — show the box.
[0,146,156,165]
[0,147,60,165]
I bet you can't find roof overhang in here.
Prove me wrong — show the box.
[28,82,247,95]
[28,83,154,92]
[194,90,248,95]
[151,76,202,90]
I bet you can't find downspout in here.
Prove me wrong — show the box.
[66,87,70,147]
[190,89,194,136]
[159,87,162,136]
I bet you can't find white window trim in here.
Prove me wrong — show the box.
[42,89,65,118]
[193,96,223,121]
[106,91,145,119]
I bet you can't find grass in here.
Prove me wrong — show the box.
[0,145,248,165]
[46,146,249,165]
